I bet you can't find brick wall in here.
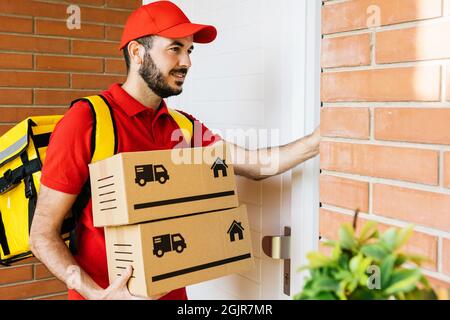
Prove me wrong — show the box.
[0,0,140,299]
[320,0,450,290]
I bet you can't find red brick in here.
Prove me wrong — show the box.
[443,238,450,277]
[0,1,69,19]
[0,53,33,70]
[320,174,369,212]
[320,142,439,185]
[321,66,441,102]
[0,107,67,122]
[322,34,371,68]
[0,34,69,54]
[0,15,32,33]
[64,0,104,6]
[0,1,129,24]
[0,71,69,88]
[0,125,13,135]
[34,89,99,106]
[81,6,131,25]
[34,264,54,280]
[105,58,127,74]
[377,22,450,64]
[373,184,450,232]
[447,67,450,101]
[319,209,438,270]
[321,107,370,139]
[105,0,141,10]
[322,0,442,34]
[36,55,103,73]
[35,19,104,40]
[72,40,122,57]
[0,278,67,300]
[426,276,450,293]
[71,74,126,90]
[427,276,450,294]
[375,108,450,145]
[444,152,450,188]
[0,265,33,285]
[105,26,124,41]
[0,89,33,105]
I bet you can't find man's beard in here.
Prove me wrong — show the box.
[139,51,187,99]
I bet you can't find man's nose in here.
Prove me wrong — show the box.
[179,52,192,69]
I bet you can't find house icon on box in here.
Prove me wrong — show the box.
[211,157,228,178]
[227,220,244,242]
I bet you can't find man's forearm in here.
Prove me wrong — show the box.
[233,130,320,181]
[30,231,103,300]
[274,132,320,176]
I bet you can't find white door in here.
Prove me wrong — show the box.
[143,0,321,300]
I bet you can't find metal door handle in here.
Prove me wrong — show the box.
[261,227,291,296]
[262,234,290,259]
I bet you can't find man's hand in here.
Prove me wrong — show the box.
[98,265,167,300]
[308,125,321,154]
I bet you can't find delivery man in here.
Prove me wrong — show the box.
[29,1,321,300]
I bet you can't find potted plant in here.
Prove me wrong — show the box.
[295,211,439,300]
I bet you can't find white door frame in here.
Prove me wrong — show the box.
[280,0,322,298]
[291,0,321,296]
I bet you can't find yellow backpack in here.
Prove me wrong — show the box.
[0,95,193,265]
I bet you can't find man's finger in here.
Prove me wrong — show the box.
[112,265,133,289]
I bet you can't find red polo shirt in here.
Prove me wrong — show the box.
[40,83,222,300]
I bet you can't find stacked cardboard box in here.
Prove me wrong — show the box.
[89,142,254,297]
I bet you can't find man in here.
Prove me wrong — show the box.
[29,1,320,300]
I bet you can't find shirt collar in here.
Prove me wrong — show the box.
[107,83,169,118]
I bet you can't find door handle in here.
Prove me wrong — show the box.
[262,227,291,296]
[262,231,291,259]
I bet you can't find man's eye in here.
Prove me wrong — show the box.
[170,47,180,52]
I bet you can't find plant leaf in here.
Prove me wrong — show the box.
[339,223,357,250]
[306,252,334,268]
[380,228,397,251]
[394,225,414,250]
[358,221,379,244]
[361,243,390,260]
[380,254,396,289]
[384,268,422,295]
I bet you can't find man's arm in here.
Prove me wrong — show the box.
[226,126,321,181]
[29,185,165,300]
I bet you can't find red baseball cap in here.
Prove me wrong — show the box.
[119,1,217,50]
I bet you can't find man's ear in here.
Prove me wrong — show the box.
[128,41,144,65]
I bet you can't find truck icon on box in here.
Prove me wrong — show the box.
[153,233,187,258]
[135,164,169,186]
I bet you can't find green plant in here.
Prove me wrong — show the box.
[295,212,438,300]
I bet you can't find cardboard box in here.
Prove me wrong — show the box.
[89,143,238,227]
[104,204,254,297]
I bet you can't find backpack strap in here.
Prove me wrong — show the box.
[168,108,194,146]
[70,95,117,254]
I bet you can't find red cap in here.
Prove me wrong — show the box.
[119,1,217,50]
